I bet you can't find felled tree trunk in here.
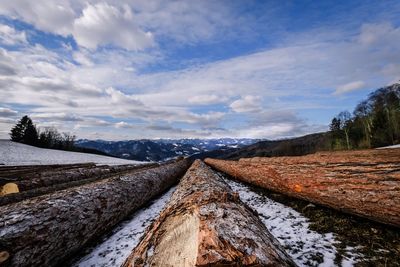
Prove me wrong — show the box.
[0,163,157,191]
[0,164,159,206]
[122,160,296,267]
[0,165,157,206]
[205,148,400,228]
[0,159,190,267]
[0,163,96,179]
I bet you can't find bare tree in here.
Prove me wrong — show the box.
[337,111,352,150]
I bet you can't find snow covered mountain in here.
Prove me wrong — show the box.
[75,138,258,162]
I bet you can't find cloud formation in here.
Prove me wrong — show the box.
[334,81,365,95]
[73,3,154,50]
[230,95,262,113]
[0,1,400,139]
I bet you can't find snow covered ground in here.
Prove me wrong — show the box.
[72,175,363,267]
[0,140,142,165]
[72,186,176,267]
[376,144,400,149]
[224,177,361,267]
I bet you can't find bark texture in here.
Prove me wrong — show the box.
[205,148,400,227]
[0,163,157,191]
[123,160,296,267]
[0,164,158,206]
[0,159,190,267]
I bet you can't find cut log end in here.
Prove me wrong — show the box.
[0,183,19,196]
[0,251,10,264]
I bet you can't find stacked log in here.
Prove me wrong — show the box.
[0,163,158,191]
[0,163,158,206]
[123,160,296,267]
[205,148,400,227]
[0,159,189,267]
[0,163,96,180]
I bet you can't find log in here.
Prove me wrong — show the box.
[0,164,158,206]
[0,163,96,179]
[0,163,158,190]
[0,159,190,267]
[122,160,296,267]
[205,148,400,227]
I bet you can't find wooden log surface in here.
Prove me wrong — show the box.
[0,163,158,190]
[123,160,296,267]
[0,164,154,206]
[0,163,96,179]
[0,159,190,267]
[205,149,400,227]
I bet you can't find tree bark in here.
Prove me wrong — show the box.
[122,160,296,267]
[0,159,190,267]
[0,163,96,179]
[0,164,157,206]
[0,163,157,191]
[205,148,400,228]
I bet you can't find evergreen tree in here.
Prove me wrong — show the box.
[9,115,38,145]
[10,115,29,142]
[23,119,38,145]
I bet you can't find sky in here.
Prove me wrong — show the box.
[0,0,399,140]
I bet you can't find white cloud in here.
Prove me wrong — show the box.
[115,121,131,129]
[0,24,27,45]
[358,22,400,46]
[334,81,365,95]
[1,18,400,139]
[188,94,226,105]
[230,95,262,113]
[0,0,75,36]
[0,107,18,117]
[0,1,238,50]
[73,3,154,50]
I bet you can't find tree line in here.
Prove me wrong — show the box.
[330,83,400,149]
[9,115,108,155]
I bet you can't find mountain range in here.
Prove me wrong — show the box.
[75,138,259,162]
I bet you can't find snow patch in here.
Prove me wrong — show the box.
[224,178,361,267]
[73,186,176,267]
[0,140,143,166]
[376,144,400,149]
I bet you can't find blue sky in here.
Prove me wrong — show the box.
[0,0,399,140]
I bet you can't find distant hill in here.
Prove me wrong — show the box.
[75,138,258,162]
[205,132,331,160]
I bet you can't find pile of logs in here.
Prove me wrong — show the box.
[0,163,157,205]
[123,160,296,267]
[205,148,400,227]
[2,147,399,267]
[0,159,189,267]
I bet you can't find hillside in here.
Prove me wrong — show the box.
[0,140,142,166]
[195,132,331,160]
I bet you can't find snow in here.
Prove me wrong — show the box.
[72,186,176,267]
[0,140,143,166]
[376,144,400,149]
[224,177,361,267]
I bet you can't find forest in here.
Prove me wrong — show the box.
[330,83,400,149]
